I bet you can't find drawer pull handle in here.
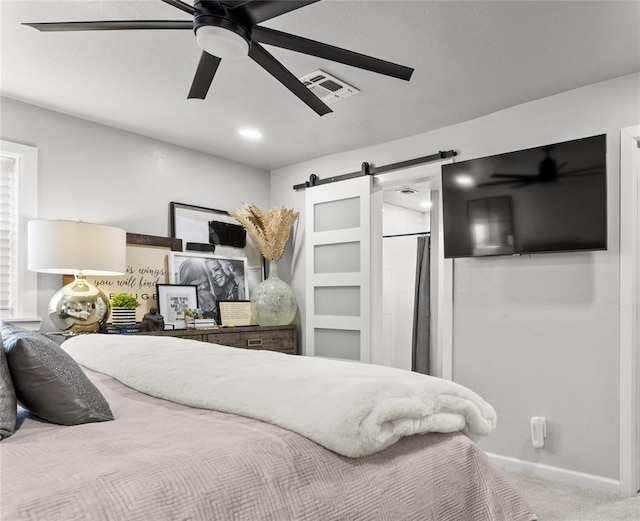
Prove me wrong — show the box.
[247,339,263,347]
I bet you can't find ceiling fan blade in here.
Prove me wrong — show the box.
[188,51,222,99]
[477,180,520,187]
[490,173,538,180]
[221,0,256,9]
[248,42,331,116]
[242,1,321,24]
[559,164,606,176]
[23,20,193,31]
[477,179,535,188]
[160,0,197,15]
[198,0,227,14]
[252,26,414,81]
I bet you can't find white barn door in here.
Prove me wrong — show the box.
[305,176,381,362]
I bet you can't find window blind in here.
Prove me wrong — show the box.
[0,154,18,317]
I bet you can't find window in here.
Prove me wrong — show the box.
[0,140,38,324]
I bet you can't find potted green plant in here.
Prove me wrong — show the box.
[110,293,140,328]
[183,307,203,329]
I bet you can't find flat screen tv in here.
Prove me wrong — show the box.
[441,134,607,258]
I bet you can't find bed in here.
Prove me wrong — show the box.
[0,327,537,521]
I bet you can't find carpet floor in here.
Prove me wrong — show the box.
[505,470,640,521]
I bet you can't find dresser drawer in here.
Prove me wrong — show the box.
[206,332,241,346]
[241,330,295,353]
[206,329,295,354]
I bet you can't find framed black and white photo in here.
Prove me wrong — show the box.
[169,251,249,325]
[169,202,264,292]
[156,283,198,330]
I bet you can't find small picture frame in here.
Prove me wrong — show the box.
[218,300,255,327]
[156,284,198,330]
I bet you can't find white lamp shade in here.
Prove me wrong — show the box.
[28,220,126,276]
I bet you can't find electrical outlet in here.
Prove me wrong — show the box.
[531,416,546,448]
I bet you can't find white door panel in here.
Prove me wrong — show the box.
[305,176,380,362]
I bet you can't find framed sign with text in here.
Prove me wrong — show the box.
[156,283,198,329]
[218,300,255,326]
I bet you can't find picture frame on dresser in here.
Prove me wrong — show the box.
[169,202,264,293]
[156,284,198,330]
[218,300,255,327]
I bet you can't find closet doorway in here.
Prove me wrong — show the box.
[376,165,453,379]
[382,185,431,372]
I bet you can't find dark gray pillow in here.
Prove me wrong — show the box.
[0,333,17,439]
[0,323,113,425]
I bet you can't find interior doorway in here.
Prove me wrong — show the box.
[376,163,454,379]
[381,183,431,372]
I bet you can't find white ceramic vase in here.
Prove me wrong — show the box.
[250,260,297,326]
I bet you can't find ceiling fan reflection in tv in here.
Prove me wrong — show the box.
[478,145,605,188]
[23,0,414,116]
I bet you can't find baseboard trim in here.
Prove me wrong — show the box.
[487,452,620,495]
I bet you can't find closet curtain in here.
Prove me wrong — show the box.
[411,235,430,374]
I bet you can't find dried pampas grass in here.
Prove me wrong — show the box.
[230,204,299,261]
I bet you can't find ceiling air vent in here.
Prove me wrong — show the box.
[396,187,419,195]
[298,69,359,105]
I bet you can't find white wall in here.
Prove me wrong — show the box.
[382,203,428,236]
[0,96,270,327]
[270,72,640,480]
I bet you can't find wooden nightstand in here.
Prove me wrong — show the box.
[139,325,298,355]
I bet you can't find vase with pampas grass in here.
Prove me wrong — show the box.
[230,204,299,326]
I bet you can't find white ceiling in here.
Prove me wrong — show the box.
[1,0,639,172]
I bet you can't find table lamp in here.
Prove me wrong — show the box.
[28,220,126,334]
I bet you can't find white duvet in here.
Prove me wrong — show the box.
[63,334,497,457]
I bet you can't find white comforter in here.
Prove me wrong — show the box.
[63,334,497,457]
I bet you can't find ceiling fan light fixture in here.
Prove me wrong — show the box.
[196,25,248,60]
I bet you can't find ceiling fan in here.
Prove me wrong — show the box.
[24,0,414,116]
[477,146,604,188]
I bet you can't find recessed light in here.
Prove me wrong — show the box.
[238,128,263,140]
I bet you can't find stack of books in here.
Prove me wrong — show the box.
[185,318,217,330]
[105,324,141,334]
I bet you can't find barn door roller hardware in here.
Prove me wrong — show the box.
[292,150,457,191]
